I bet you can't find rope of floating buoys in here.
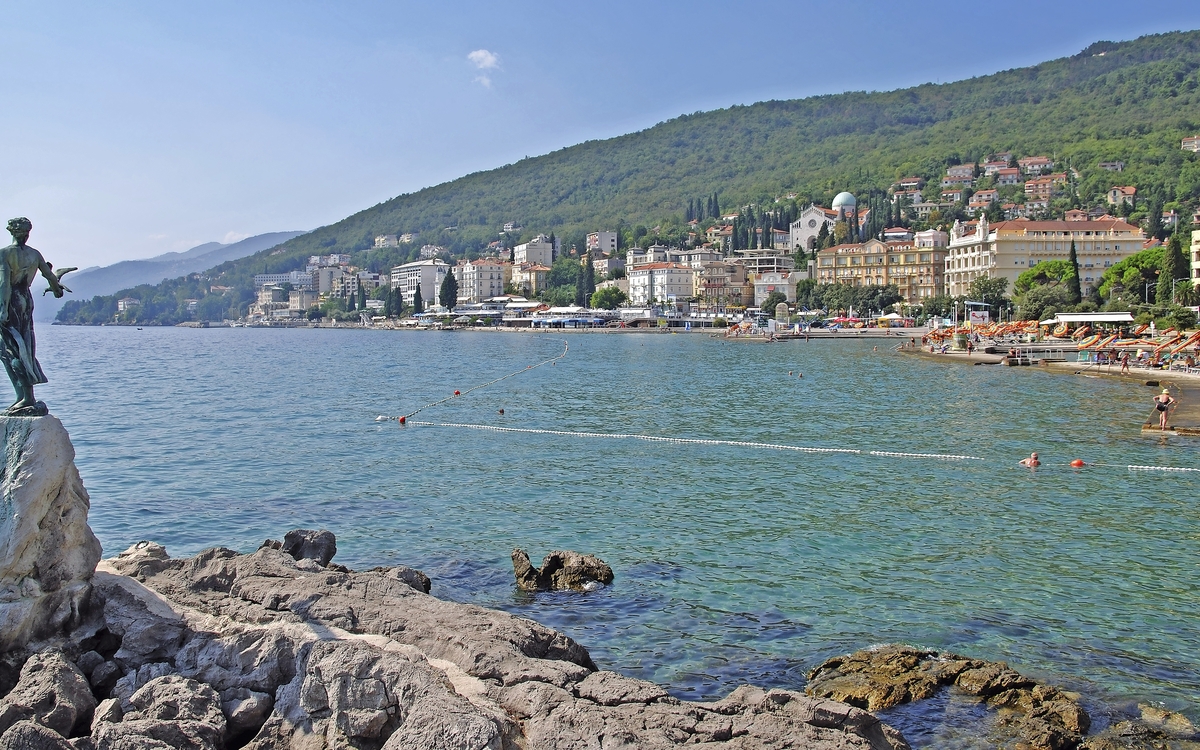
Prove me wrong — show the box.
[378,339,569,423]
[403,421,986,461]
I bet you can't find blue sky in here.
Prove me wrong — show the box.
[4,1,1200,269]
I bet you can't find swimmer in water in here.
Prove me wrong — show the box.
[1019,452,1040,468]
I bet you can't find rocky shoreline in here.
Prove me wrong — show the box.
[1,416,1197,749]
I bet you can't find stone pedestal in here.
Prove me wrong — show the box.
[0,416,101,652]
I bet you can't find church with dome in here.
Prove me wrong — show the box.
[788,192,871,252]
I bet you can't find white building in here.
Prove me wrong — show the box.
[915,229,948,248]
[627,263,696,305]
[753,272,799,306]
[390,259,450,307]
[627,245,669,267]
[1191,229,1200,284]
[513,235,556,266]
[945,217,1144,297]
[418,245,443,260]
[374,235,398,248]
[252,271,314,290]
[454,259,507,303]
[587,231,618,255]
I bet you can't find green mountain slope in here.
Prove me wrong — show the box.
[58,30,1200,324]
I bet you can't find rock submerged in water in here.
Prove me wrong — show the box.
[806,645,1098,750]
[511,547,614,592]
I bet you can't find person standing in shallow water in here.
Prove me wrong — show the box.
[0,218,73,416]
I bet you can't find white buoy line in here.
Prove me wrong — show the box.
[372,338,1200,473]
[401,421,985,461]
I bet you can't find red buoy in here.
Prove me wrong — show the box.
[454,390,460,395]
[398,416,406,424]
[1070,459,1085,468]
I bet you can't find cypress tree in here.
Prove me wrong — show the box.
[347,289,356,311]
[712,193,720,219]
[384,287,393,317]
[439,270,458,310]
[413,283,424,314]
[1066,240,1082,304]
[583,253,596,300]
[1158,233,1186,306]
[357,285,367,312]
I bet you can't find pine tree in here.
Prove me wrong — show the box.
[1067,240,1082,304]
[439,270,458,310]
[413,283,424,314]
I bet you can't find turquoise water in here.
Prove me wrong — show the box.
[36,326,1199,738]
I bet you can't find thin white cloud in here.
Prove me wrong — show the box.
[222,231,250,244]
[467,49,500,70]
[474,75,492,88]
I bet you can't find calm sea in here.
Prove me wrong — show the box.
[36,326,1198,745]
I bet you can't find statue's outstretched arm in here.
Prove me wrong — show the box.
[38,260,70,298]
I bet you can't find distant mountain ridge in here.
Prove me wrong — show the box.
[39,231,305,321]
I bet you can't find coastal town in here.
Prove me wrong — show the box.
[134,142,1199,334]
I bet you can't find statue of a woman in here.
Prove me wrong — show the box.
[0,218,72,416]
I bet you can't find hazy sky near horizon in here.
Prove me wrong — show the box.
[5,1,1200,269]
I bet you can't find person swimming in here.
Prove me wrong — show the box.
[1019,452,1040,468]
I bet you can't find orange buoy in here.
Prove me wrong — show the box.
[398,416,406,425]
[1070,459,1085,468]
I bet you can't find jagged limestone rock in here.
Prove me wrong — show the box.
[0,417,101,652]
[511,548,614,592]
[0,650,96,739]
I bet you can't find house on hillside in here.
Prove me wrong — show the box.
[1018,156,1053,174]
[1107,186,1137,206]
[995,168,1022,186]
[1098,161,1125,172]
[1183,135,1200,152]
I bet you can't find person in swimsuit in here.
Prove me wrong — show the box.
[1019,452,1040,468]
[1154,388,1176,431]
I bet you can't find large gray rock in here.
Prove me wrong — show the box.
[0,720,73,750]
[249,639,509,749]
[281,529,337,567]
[104,542,907,750]
[90,572,185,668]
[0,650,96,738]
[91,675,225,750]
[0,417,101,652]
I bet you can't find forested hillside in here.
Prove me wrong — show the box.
[58,30,1200,324]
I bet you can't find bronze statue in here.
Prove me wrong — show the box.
[0,218,74,416]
